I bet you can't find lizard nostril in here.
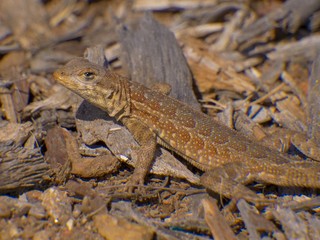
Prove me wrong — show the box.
[53,70,64,80]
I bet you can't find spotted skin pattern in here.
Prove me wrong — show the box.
[54,58,320,202]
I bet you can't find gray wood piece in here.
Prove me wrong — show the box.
[118,13,200,109]
[0,145,49,192]
[308,54,320,145]
[84,44,108,68]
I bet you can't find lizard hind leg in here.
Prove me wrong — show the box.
[200,162,266,204]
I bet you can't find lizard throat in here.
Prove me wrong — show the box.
[102,77,131,121]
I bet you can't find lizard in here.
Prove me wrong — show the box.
[53,58,320,202]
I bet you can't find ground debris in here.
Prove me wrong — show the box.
[1,0,320,239]
[93,212,154,240]
[0,144,49,193]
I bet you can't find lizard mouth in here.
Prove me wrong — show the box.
[53,69,68,83]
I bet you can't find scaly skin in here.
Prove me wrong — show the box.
[53,58,320,201]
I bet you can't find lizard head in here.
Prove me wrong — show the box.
[53,58,128,117]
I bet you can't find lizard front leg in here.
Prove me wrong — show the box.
[121,117,157,190]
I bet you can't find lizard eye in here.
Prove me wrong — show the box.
[82,71,96,81]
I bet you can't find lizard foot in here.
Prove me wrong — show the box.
[124,172,146,193]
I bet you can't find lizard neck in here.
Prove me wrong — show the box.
[108,73,131,121]
[115,78,131,120]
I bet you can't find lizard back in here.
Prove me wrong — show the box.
[53,58,313,172]
[128,81,292,171]
[54,58,320,192]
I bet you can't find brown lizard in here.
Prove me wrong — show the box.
[53,58,320,202]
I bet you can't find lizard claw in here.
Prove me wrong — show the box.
[125,173,145,193]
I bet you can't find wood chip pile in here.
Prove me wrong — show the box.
[1,0,320,239]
